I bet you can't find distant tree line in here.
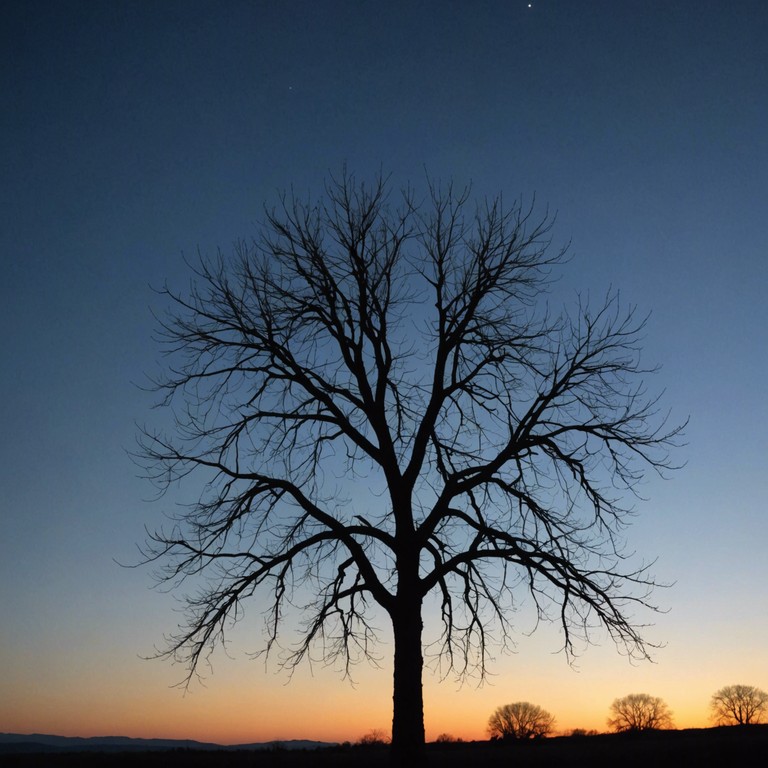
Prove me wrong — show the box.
[475,683,768,743]
[355,682,768,746]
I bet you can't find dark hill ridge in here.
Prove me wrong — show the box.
[0,733,335,753]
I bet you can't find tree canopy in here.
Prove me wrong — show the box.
[139,170,684,757]
[607,693,674,732]
[488,701,556,740]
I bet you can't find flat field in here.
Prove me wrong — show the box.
[3,726,767,768]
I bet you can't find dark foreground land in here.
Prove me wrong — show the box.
[4,726,768,768]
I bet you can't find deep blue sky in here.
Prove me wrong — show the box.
[1,0,766,741]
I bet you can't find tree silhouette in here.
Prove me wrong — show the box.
[711,684,768,725]
[139,170,683,759]
[607,693,674,732]
[358,729,391,746]
[488,701,556,740]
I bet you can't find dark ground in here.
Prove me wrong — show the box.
[3,726,767,767]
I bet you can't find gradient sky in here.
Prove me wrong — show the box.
[1,0,766,745]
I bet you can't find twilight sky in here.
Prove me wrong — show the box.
[1,0,766,744]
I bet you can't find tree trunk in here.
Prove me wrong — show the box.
[390,595,425,760]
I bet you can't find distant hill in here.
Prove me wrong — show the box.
[0,733,337,754]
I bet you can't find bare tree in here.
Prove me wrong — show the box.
[488,701,556,740]
[607,693,674,732]
[138,170,683,759]
[358,729,391,746]
[711,684,768,725]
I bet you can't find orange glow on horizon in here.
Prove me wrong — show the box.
[2,611,763,746]
[0,655,731,746]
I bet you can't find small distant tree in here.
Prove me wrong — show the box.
[435,733,460,743]
[358,729,391,746]
[569,728,598,737]
[488,702,556,740]
[711,684,768,726]
[608,693,674,732]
